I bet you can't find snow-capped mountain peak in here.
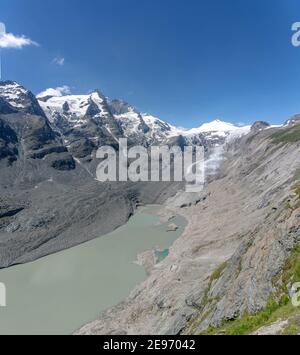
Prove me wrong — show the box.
[0,81,28,106]
[39,94,91,120]
[0,81,256,166]
[38,89,111,125]
[186,119,241,134]
[37,86,252,147]
[0,81,252,155]
[178,119,251,146]
[0,80,45,117]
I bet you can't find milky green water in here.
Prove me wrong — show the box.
[0,206,186,335]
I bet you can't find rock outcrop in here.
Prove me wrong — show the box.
[285,114,300,127]
[251,121,270,133]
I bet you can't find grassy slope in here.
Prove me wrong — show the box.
[203,245,300,335]
[272,125,300,144]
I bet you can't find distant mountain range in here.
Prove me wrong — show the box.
[37,85,253,150]
[0,80,254,165]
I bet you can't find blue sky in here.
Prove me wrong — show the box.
[1,0,300,127]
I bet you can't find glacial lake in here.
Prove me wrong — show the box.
[0,206,186,335]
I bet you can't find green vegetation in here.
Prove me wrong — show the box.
[281,322,300,335]
[201,262,227,308]
[295,185,300,200]
[271,125,300,144]
[210,262,227,283]
[203,296,293,335]
[201,245,300,335]
[291,184,300,210]
[282,244,300,286]
[282,185,300,212]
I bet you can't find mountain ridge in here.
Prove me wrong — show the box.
[37,85,252,140]
[0,80,255,168]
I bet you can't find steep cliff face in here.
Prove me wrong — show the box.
[76,123,300,335]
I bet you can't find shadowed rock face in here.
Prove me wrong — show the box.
[0,81,75,174]
[109,99,135,116]
[0,118,18,162]
[0,97,17,115]
[251,121,270,133]
[166,135,187,151]
[0,113,75,172]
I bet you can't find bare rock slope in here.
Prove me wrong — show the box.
[76,124,300,335]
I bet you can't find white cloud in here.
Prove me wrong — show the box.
[0,32,38,49]
[37,85,71,98]
[52,56,65,66]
